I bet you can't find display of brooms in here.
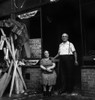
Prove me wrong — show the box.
[0,28,27,97]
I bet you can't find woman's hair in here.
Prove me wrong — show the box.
[42,50,49,57]
[44,50,49,53]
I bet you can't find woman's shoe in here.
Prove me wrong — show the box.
[43,91,47,96]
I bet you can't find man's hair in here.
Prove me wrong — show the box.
[62,33,69,37]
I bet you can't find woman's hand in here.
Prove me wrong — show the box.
[46,67,52,72]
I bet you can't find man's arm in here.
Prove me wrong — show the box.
[73,51,78,66]
[54,53,59,59]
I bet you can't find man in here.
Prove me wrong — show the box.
[54,33,78,95]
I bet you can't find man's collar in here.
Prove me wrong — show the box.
[62,41,69,44]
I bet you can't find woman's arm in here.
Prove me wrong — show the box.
[40,65,47,70]
[47,63,56,70]
[40,59,47,70]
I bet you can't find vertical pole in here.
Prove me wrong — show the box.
[79,0,84,91]
[11,0,16,19]
[79,0,84,64]
[40,7,43,58]
[9,0,16,97]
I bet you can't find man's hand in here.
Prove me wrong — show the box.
[75,60,78,66]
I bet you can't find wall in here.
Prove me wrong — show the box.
[81,66,95,97]
[22,66,42,93]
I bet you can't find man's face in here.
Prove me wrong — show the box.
[62,33,68,42]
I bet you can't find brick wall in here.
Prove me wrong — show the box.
[22,66,42,93]
[81,66,95,97]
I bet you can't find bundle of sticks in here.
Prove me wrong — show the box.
[0,28,27,97]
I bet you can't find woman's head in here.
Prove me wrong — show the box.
[44,50,49,58]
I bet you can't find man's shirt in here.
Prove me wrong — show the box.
[58,41,75,55]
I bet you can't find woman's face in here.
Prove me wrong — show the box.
[44,51,49,58]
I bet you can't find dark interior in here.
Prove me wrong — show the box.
[0,0,95,64]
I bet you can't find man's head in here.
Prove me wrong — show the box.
[61,33,69,42]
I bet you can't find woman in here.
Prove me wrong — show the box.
[40,50,57,96]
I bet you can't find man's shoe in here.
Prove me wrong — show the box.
[48,91,51,96]
[58,90,67,95]
[43,91,47,96]
[61,92,68,96]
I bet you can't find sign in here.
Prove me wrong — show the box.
[29,38,41,59]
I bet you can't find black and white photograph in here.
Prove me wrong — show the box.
[0,0,95,100]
